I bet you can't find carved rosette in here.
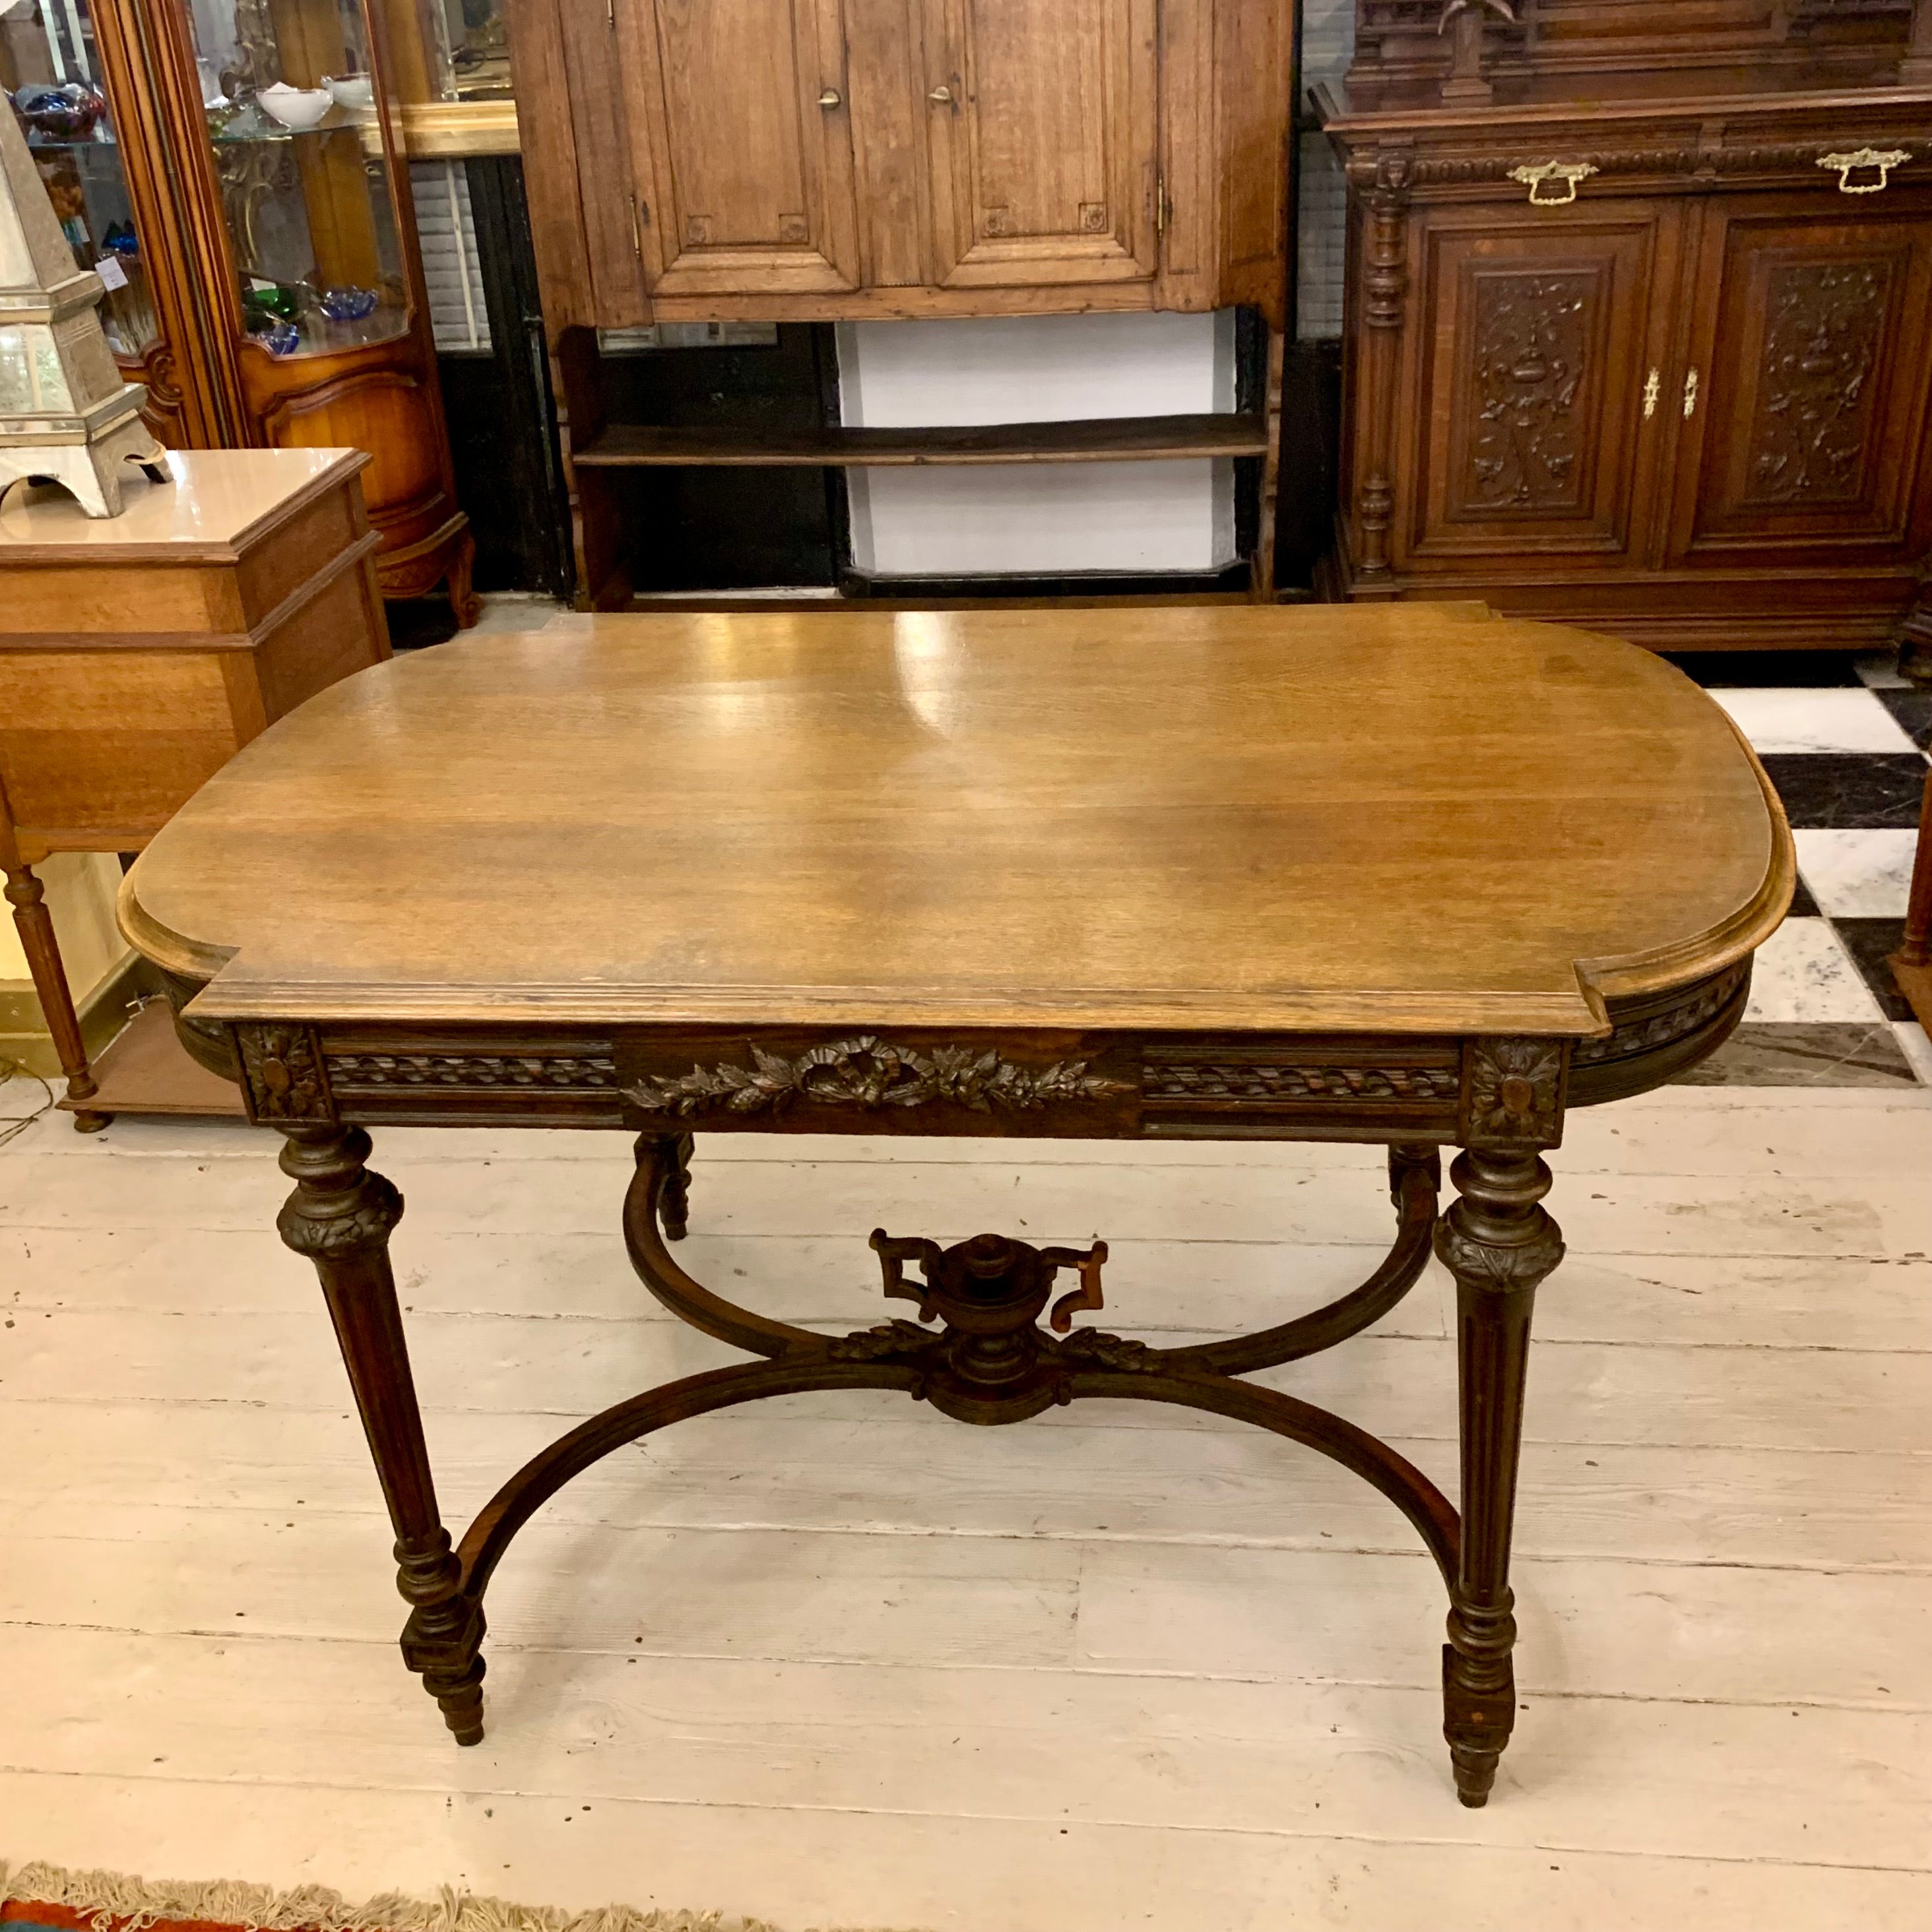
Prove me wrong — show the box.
[238,1023,335,1123]
[625,1035,1134,1121]
[1460,1038,1566,1148]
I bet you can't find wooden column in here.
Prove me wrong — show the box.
[1353,148,1413,593]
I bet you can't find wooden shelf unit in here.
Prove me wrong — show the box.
[572,414,1270,470]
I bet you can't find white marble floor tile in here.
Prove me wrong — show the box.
[1743,917,1887,1023]
[1792,828,1921,918]
[468,595,570,636]
[1856,650,1913,690]
[1893,1021,1932,1085]
[1711,688,1918,755]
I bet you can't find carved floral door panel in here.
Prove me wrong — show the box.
[917,0,1161,290]
[1396,204,1685,571]
[1664,195,1932,565]
[616,0,862,299]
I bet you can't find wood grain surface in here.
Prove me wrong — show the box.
[119,604,1793,1035]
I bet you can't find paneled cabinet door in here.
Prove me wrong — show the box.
[617,0,861,298]
[1663,195,1932,567]
[918,0,1161,290]
[1395,204,1681,573]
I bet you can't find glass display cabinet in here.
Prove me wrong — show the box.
[381,0,517,155]
[6,0,476,618]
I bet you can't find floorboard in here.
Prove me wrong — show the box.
[3,1090,1930,1927]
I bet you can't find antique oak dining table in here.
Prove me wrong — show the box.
[119,603,1792,1807]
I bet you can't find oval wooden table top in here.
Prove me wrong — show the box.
[121,603,1793,1039]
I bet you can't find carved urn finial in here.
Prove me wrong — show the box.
[1438,0,1518,108]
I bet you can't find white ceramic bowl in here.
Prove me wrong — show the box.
[324,74,375,112]
[257,82,333,131]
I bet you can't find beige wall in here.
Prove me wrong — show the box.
[1,852,130,1004]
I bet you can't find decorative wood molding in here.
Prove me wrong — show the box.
[330,1050,620,1092]
[395,102,522,158]
[625,1035,1135,1120]
[1573,963,1750,1068]
[1143,1062,1461,1103]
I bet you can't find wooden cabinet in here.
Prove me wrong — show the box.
[1403,202,1679,572]
[506,0,1295,611]
[3,0,478,620]
[1664,195,1932,569]
[1322,46,1932,653]
[618,0,862,300]
[510,0,1293,325]
[918,0,1161,293]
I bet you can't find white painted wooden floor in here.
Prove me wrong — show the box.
[3,1084,1931,1930]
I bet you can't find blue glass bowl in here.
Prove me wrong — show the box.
[319,285,378,321]
[253,319,301,356]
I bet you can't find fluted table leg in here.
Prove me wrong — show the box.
[277,1124,487,1743]
[1434,1146,1566,1806]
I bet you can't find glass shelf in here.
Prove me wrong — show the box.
[186,0,411,362]
[2,0,159,362]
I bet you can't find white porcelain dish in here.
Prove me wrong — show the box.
[257,83,333,131]
[323,74,375,112]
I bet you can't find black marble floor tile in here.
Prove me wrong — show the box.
[1666,651,1862,688]
[1878,688,1932,750]
[1833,917,1916,1023]
[1758,753,1931,829]
[1787,874,1820,918]
[1674,1021,1917,1087]
[385,598,460,652]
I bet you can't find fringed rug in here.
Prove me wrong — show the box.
[0,1863,916,1932]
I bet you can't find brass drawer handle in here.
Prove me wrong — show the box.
[1817,147,1912,194]
[1509,160,1599,207]
[1643,368,1661,420]
[929,85,953,104]
[1683,368,1700,421]
[818,87,843,108]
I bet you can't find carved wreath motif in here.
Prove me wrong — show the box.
[625,1036,1134,1119]
[826,1320,940,1363]
[238,1023,333,1122]
[1054,1329,1165,1376]
[1464,1038,1564,1145]
[1146,1063,1460,1103]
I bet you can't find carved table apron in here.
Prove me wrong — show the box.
[120,606,1793,1807]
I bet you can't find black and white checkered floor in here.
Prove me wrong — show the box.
[1673,649,1929,1089]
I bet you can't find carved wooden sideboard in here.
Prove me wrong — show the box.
[1320,6,1932,658]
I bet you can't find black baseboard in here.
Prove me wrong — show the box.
[838,562,1256,602]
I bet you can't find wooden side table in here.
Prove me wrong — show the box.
[121,604,1792,1806]
[0,449,390,1128]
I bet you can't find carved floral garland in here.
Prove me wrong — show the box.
[626,1034,1133,1119]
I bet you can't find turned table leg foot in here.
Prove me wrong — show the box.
[1434,1146,1566,1806]
[642,1130,695,1241]
[4,862,110,1130]
[278,1124,488,1743]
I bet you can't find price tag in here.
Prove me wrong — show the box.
[95,255,129,292]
